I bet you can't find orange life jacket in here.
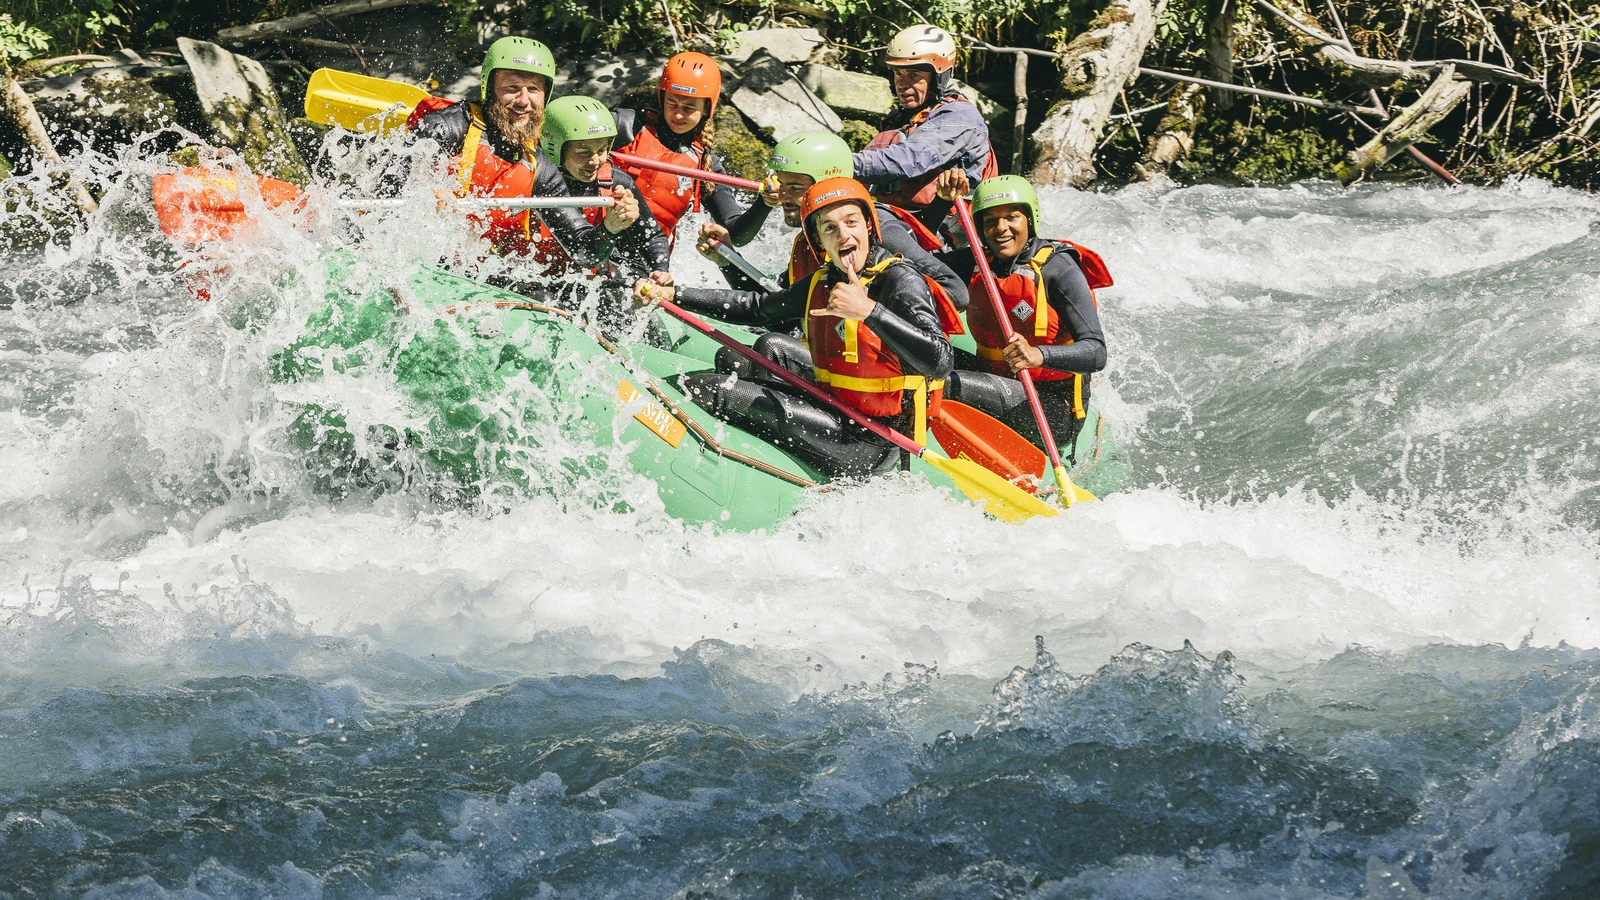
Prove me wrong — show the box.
[803,257,944,443]
[446,102,538,253]
[864,96,1000,210]
[529,162,613,277]
[614,118,705,239]
[966,241,1112,418]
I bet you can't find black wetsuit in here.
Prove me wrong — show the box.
[674,245,954,477]
[938,236,1107,458]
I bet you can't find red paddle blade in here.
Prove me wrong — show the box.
[152,167,303,243]
[931,400,1047,490]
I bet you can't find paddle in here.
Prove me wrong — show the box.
[932,400,1047,488]
[953,197,1098,507]
[648,295,1057,523]
[305,67,429,133]
[609,151,764,192]
[705,239,782,294]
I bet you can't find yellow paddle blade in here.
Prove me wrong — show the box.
[305,68,430,133]
[925,452,1060,523]
[1053,464,1099,507]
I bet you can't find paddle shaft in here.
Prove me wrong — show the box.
[610,151,764,192]
[709,240,782,293]
[953,198,1072,480]
[653,298,925,459]
[342,196,615,211]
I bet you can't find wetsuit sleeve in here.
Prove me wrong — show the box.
[1036,252,1107,374]
[863,263,954,380]
[531,160,617,268]
[702,153,774,245]
[674,277,809,327]
[606,168,672,277]
[853,100,992,187]
[879,220,969,311]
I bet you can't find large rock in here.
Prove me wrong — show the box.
[555,53,668,108]
[179,38,308,183]
[798,65,893,121]
[19,63,192,160]
[727,50,841,142]
[722,28,827,65]
[949,78,1011,121]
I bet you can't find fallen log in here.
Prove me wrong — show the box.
[1335,65,1471,184]
[215,0,444,45]
[1028,0,1170,188]
[1,73,98,214]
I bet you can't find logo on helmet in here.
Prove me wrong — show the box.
[668,83,698,94]
[987,191,1021,202]
[771,154,791,166]
[511,56,539,65]
[813,189,848,206]
[586,125,610,134]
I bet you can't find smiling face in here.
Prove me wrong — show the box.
[890,67,933,110]
[561,137,612,182]
[773,172,816,227]
[491,69,549,123]
[979,204,1032,261]
[662,92,709,135]
[814,202,873,273]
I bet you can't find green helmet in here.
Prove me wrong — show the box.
[768,131,852,182]
[480,36,556,103]
[538,96,618,165]
[971,174,1040,233]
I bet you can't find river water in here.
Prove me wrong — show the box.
[2,148,1598,898]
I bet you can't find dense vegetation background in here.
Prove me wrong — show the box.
[4,0,1599,186]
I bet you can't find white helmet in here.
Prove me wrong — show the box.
[884,24,958,74]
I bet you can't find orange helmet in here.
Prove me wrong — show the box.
[800,177,882,255]
[659,52,722,118]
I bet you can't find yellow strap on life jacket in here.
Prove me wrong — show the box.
[457,103,485,196]
[1029,244,1054,341]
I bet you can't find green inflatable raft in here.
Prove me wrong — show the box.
[271,255,1113,530]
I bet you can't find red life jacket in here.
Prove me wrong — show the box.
[864,95,1000,210]
[614,117,705,239]
[802,257,944,443]
[966,240,1112,418]
[529,162,613,278]
[405,95,455,130]
[441,102,539,253]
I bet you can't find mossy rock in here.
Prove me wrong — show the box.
[839,118,877,153]
[709,103,772,181]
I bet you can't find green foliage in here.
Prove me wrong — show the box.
[0,14,51,74]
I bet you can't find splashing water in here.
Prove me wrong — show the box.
[2,132,1598,897]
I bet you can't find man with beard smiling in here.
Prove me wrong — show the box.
[854,25,999,234]
[408,36,633,263]
[644,178,953,478]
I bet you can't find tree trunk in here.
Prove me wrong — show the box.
[1204,0,1238,111]
[1,74,99,214]
[1028,0,1170,188]
[1135,82,1203,180]
[1335,66,1471,184]
[215,0,443,45]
